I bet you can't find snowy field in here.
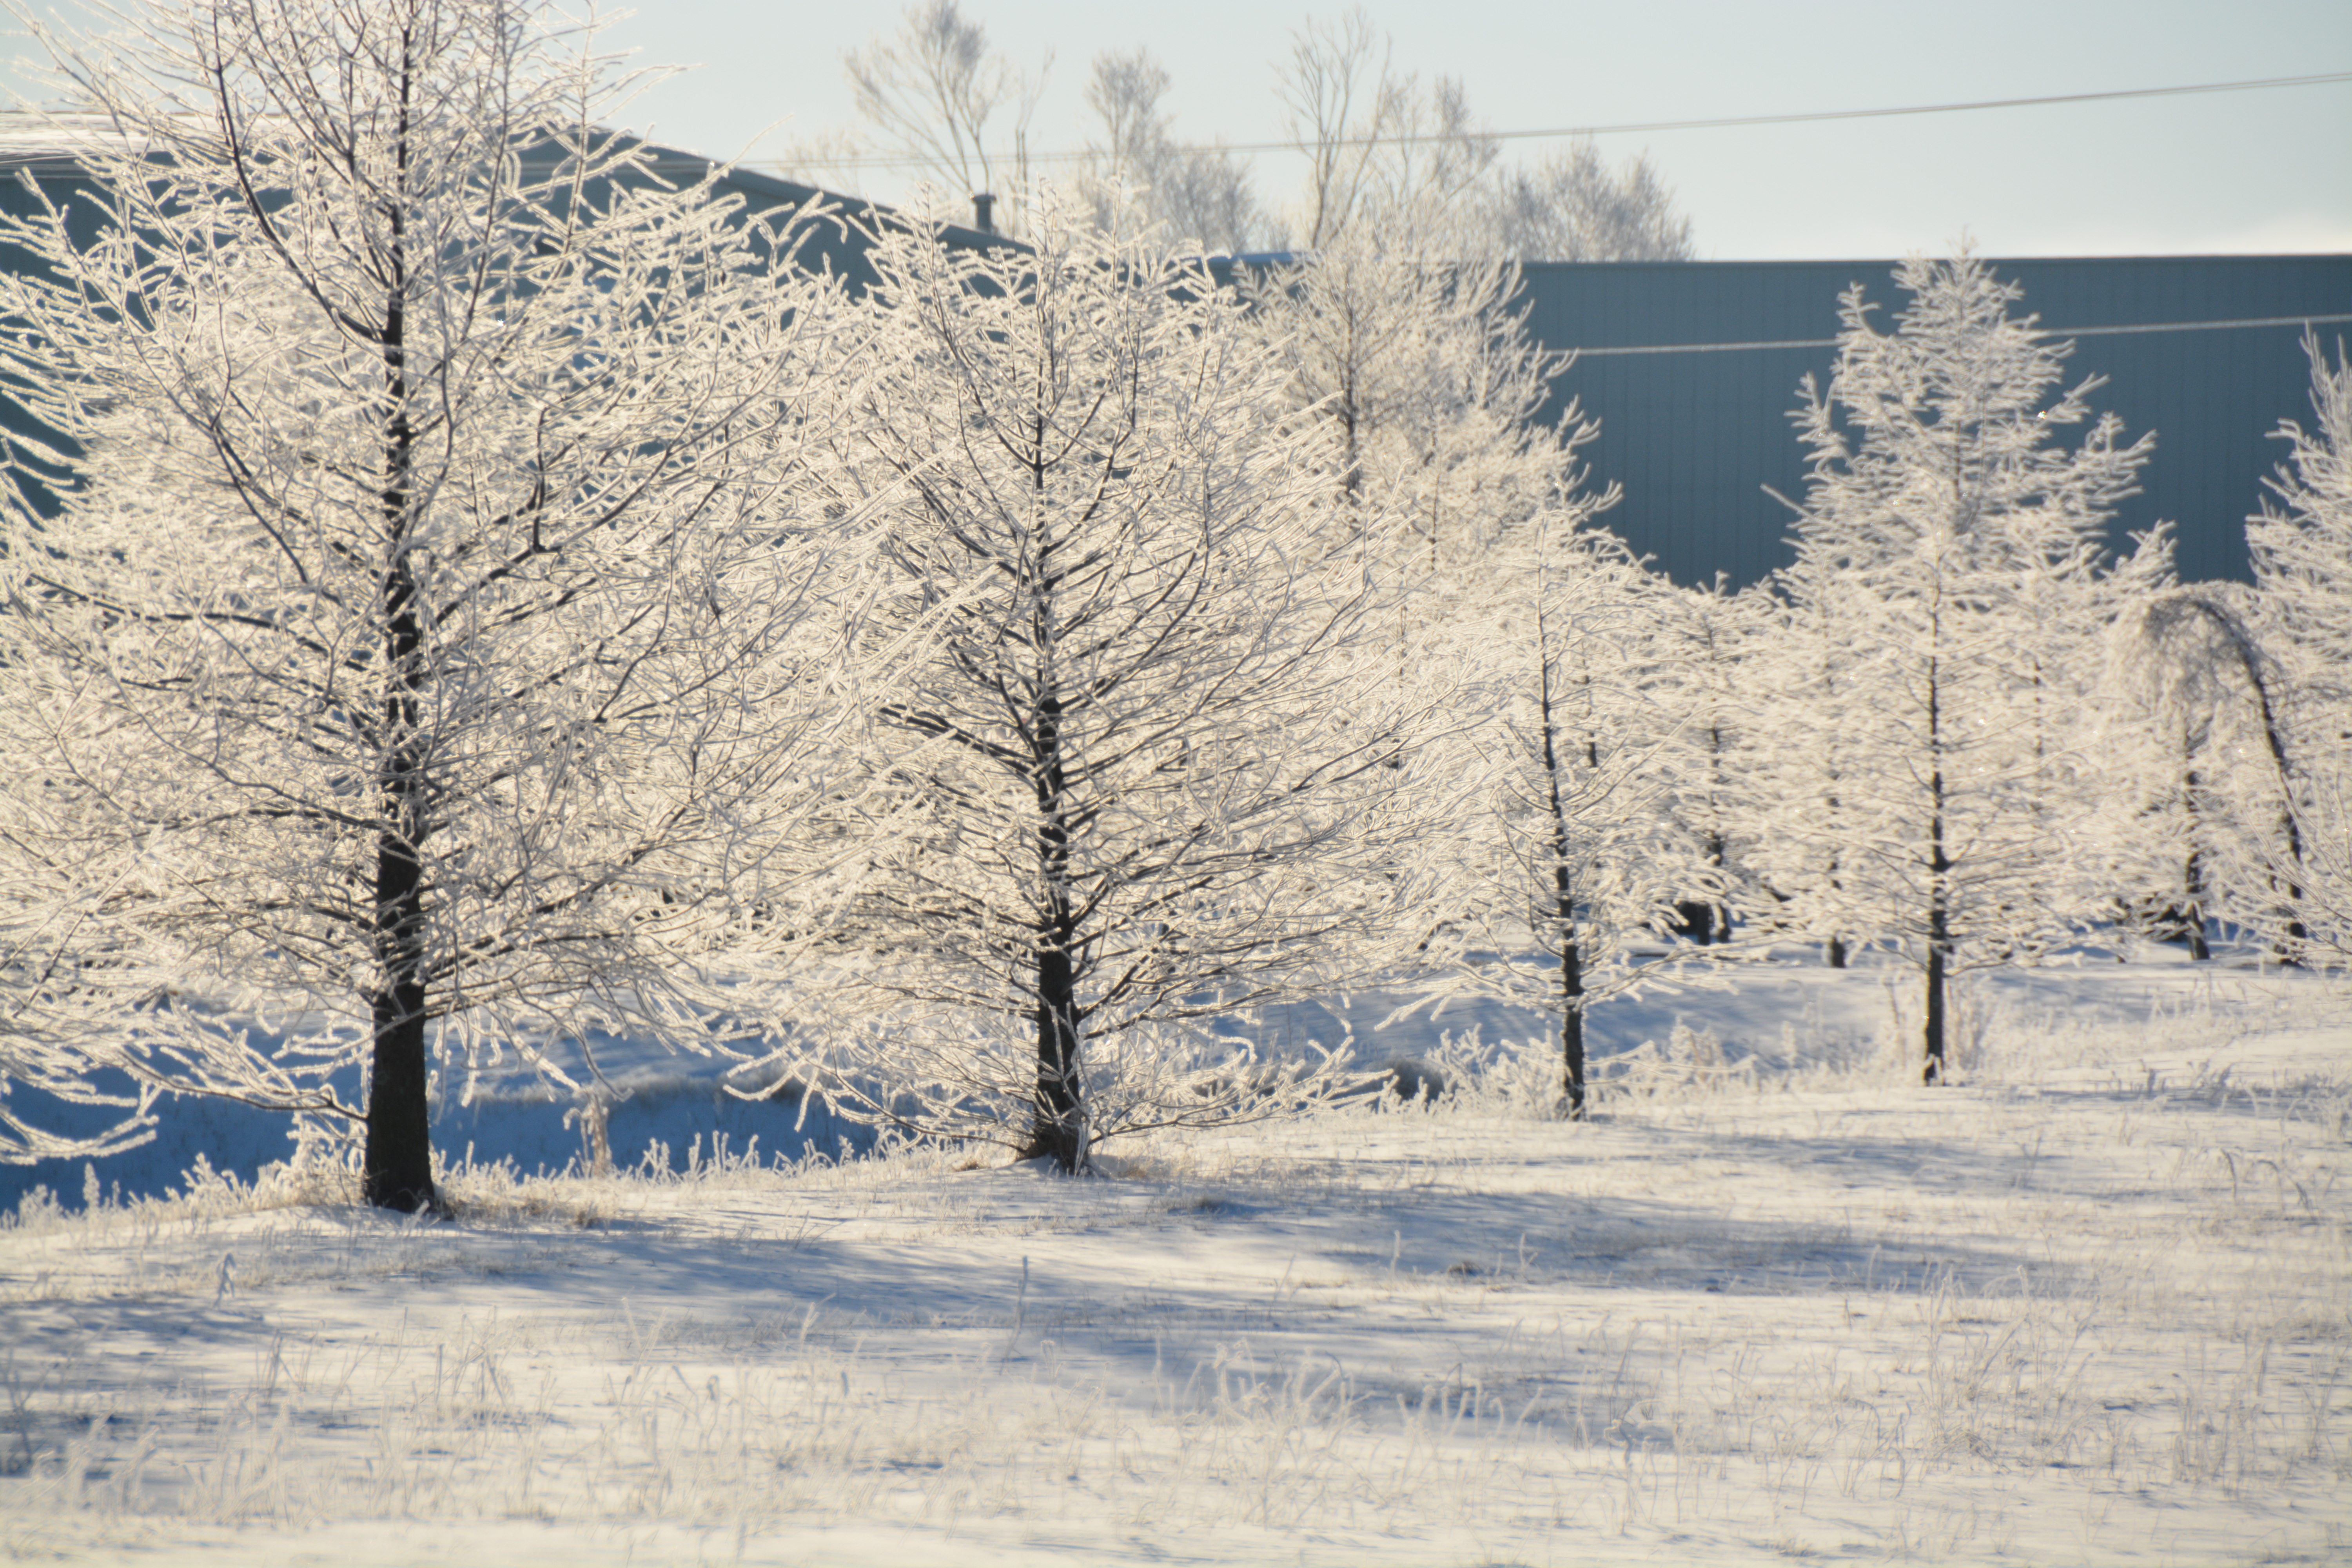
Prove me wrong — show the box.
[2,948,2347,1566]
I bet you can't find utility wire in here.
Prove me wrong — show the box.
[753,70,2352,174]
[1568,312,2352,358]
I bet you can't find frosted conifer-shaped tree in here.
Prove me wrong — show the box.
[1651,576,1773,946]
[2247,336,2352,967]
[2109,586,2295,959]
[0,0,877,1209]
[1239,204,1614,750]
[796,201,1446,1171]
[1768,250,2167,1082]
[1241,220,1546,552]
[1425,519,1697,1116]
[1747,572,1867,966]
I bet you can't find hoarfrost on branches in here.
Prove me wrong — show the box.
[1755,248,2171,1082]
[786,199,1454,1170]
[1424,522,1704,1116]
[2247,335,2352,968]
[0,0,885,1209]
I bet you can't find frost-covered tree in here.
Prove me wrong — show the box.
[1239,153,1707,1105]
[0,0,874,1210]
[1425,519,1695,1116]
[2106,588,2297,958]
[1651,576,1773,945]
[1766,251,2167,1082]
[797,203,1442,1171]
[1239,212,1580,580]
[2247,335,2352,967]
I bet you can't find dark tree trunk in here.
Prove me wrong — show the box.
[1023,679,1084,1170]
[1671,900,1718,945]
[1924,798,1951,1086]
[2183,793,2212,962]
[1559,931,1586,1120]
[365,598,435,1212]
[361,58,437,1214]
[1030,940,1083,1169]
[1538,658,1586,1119]
[364,947,435,1210]
[1922,649,1949,1088]
[1922,916,1947,1087]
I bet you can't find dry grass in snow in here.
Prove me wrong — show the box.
[0,968,2347,1565]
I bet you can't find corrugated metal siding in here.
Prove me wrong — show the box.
[0,148,1005,514]
[1519,256,2352,586]
[6,152,2342,592]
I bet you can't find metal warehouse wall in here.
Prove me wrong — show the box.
[1517,256,2352,587]
[0,140,999,512]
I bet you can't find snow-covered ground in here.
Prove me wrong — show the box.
[2,946,2347,1564]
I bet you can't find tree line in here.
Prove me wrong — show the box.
[0,0,2343,1208]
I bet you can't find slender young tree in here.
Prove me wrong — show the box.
[799,201,1443,1170]
[1768,250,2166,1083]
[1428,521,1695,1116]
[2110,587,2295,958]
[1652,575,1772,946]
[0,0,873,1210]
[2247,334,2352,967]
[1240,153,1699,1113]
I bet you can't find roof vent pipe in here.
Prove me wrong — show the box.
[973,192,995,234]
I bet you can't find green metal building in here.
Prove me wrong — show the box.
[1513,255,2352,586]
[7,117,2345,588]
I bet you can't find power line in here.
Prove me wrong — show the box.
[751,70,2352,175]
[1567,312,2352,358]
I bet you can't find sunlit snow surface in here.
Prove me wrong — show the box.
[2,944,2346,1565]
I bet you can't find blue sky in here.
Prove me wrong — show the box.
[593,0,2352,258]
[9,0,2348,257]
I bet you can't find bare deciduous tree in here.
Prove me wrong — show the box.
[1487,140,1695,263]
[1079,49,1268,255]
[1274,8,1691,261]
[784,0,1046,236]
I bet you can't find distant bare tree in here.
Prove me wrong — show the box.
[783,1,1047,235]
[1276,9,1494,252]
[1487,140,1695,262]
[1274,8,1692,262]
[1080,49,1269,255]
